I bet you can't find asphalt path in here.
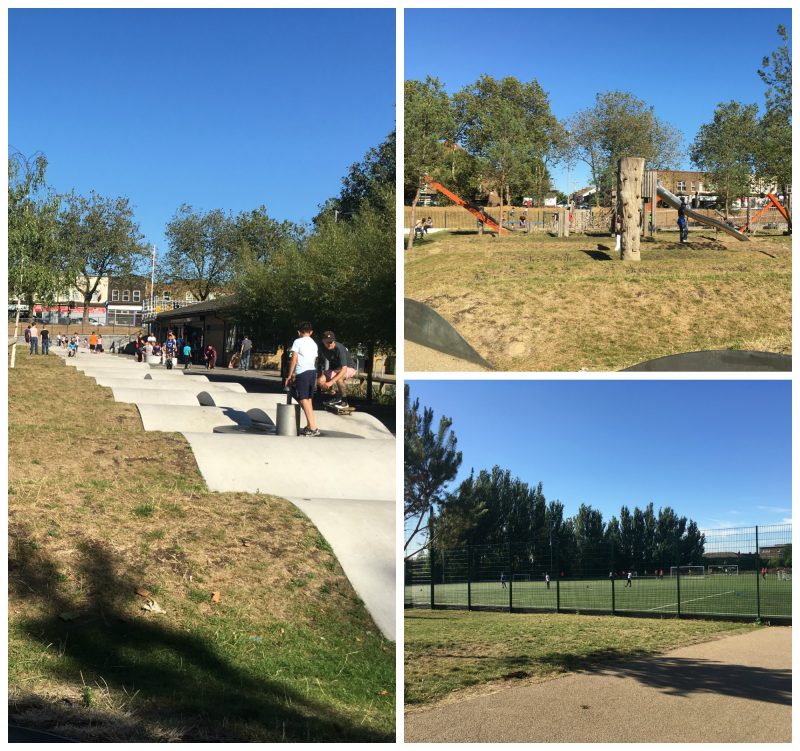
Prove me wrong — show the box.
[405,626,791,743]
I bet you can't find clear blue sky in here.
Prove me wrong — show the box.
[406,380,791,534]
[405,8,791,193]
[9,8,395,258]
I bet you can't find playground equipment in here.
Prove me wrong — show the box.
[655,184,749,241]
[423,176,506,234]
[738,192,791,233]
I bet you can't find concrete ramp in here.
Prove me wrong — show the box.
[181,433,395,501]
[144,372,209,381]
[136,404,250,432]
[91,377,244,392]
[292,497,395,640]
[197,392,286,410]
[181,432,395,640]
[111,388,202,406]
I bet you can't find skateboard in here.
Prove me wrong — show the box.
[324,404,356,415]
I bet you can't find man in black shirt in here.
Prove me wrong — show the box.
[317,330,357,408]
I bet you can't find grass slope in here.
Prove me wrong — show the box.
[405,231,791,371]
[405,609,757,706]
[8,353,394,742]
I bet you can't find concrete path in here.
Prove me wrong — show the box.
[57,350,396,640]
[404,627,791,742]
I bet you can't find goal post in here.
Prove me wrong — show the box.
[670,565,705,577]
[707,564,739,575]
[512,573,531,583]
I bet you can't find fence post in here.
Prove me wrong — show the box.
[508,542,513,613]
[675,533,682,618]
[555,537,560,613]
[467,543,472,612]
[755,526,761,621]
[429,544,435,611]
[611,573,616,615]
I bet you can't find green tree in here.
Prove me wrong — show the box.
[572,504,605,576]
[568,91,683,205]
[455,75,561,228]
[690,101,759,213]
[8,152,68,320]
[755,25,791,217]
[163,205,237,301]
[232,205,304,266]
[318,131,395,222]
[404,77,453,249]
[60,191,148,320]
[404,387,462,556]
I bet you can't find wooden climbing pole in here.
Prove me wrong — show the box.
[617,157,645,261]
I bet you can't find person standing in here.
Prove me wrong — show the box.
[182,342,192,369]
[545,573,551,590]
[284,321,320,437]
[626,571,633,587]
[24,325,31,349]
[500,572,507,590]
[89,331,98,353]
[204,344,217,370]
[317,331,357,408]
[29,323,39,355]
[678,198,689,243]
[40,326,50,355]
[239,335,253,371]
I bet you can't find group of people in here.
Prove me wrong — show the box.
[23,324,50,355]
[284,324,357,437]
[413,216,434,240]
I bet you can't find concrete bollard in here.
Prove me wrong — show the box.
[276,403,300,436]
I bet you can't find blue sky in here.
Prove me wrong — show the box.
[405,8,791,193]
[9,8,395,257]
[406,380,791,534]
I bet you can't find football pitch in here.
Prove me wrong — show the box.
[405,574,791,619]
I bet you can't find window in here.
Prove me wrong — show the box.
[133,290,141,302]
[112,290,119,302]
[690,182,696,193]
[122,290,130,302]
[185,292,194,301]
[676,180,687,192]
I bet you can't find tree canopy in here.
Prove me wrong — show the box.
[568,91,683,204]
[689,101,759,213]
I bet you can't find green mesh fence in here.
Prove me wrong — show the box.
[405,524,791,621]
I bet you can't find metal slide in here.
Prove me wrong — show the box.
[656,184,750,241]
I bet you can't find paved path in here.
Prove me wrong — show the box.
[405,627,791,742]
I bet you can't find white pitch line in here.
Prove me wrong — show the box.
[646,589,736,612]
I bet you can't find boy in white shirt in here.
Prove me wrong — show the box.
[284,321,320,436]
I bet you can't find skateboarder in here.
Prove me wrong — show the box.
[285,321,321,437]
[317,331,357,409]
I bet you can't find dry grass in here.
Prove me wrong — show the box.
[405,609,757,706]
[8,353,394,742]
[405,231,791,371]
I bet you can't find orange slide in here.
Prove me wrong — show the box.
[423,176,507,234]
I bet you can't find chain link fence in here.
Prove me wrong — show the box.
[405,524,791,623]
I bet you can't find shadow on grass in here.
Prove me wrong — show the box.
[9,537,389,742]
[582,249,613,261]
[586,654,791,705]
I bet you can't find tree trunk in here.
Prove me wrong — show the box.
[617,157,644,262]
[406,185,421,251]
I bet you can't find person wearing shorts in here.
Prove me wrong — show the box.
[317,331,357,408]
[285,321,320,436]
